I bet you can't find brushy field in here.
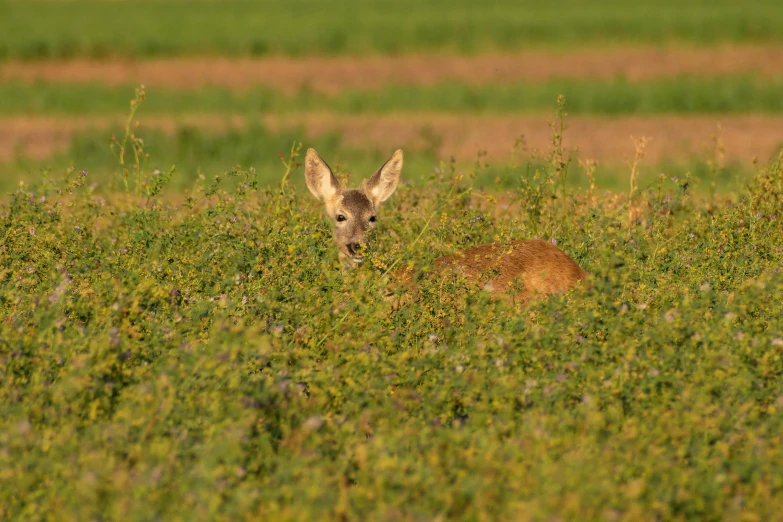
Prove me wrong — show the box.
[2,101,783,519]
[2,0,783,59]
[0,118,751,195]
[4,76,783,116]
[3,2,782,201]
[2,2,783,519]
[0,89,757,195]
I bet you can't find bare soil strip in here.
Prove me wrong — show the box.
[2,46,783,94]
[2,114,781,166]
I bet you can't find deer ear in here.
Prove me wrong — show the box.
[304,148,341,203]
[363,149,403,206]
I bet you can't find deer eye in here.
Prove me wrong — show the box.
[336,215,346,222]
[369,216,377,223]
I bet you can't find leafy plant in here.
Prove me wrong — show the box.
[1,95,782,521]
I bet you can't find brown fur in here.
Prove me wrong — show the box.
[389,239,587,304]
[305,148,402,265]
[305,148,589,302]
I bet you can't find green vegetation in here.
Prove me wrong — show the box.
[2,1,783,517]
[2,112,783,519]
[5,75,783,116]
[3,123,348,192]
[2,0,783,59]
[0,121,754,195]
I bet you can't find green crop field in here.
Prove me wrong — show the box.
[2,0,783,59]
[0,114,754,196]
[2,137,783,520]
[3,1,783,520]
[4,75,783,116]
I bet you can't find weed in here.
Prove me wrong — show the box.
[1,94,782,521]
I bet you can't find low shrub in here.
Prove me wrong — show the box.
[1,97,782,521]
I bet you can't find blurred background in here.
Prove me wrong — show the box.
[1,0,782,194]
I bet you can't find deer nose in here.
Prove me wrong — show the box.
[346,242,364,256]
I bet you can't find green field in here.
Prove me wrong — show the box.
[0,119,752,197]
[4,76,783,116]
[3,1,783,520]
[2,0,783,59]
[2,142,783,520]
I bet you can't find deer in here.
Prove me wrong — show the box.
[304,148,588,303]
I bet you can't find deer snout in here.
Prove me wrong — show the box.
[346,241,366,257]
